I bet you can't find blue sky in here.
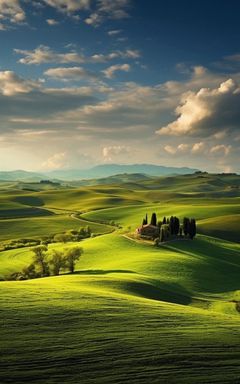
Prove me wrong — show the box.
[0,0,239,172]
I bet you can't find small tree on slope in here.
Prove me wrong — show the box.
[65,247,84,274]
[32,245,49,277]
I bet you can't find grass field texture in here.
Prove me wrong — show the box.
[0,173,239,383]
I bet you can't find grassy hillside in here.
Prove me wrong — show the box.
[1,233,240,383]
[0,173,239,383]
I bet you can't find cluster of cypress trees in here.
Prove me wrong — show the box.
[141,213,196,242]
[183,217,196,240]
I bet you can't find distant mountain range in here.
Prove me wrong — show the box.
[0,164,199,181]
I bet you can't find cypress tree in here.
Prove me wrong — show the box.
[183,217,190,236]
[169,216,174,235]
[174,217,180,235]
[189,218,196,239]
[179,226,183,237]
[150,212,157,226]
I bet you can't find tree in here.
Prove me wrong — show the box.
[183,217,190,237]
[32,245,49,277]
[179,226,183,237]
[150,212,157,226]
[53,233,71,243]
[49,250,66,275]
[64,247,83,274]
[145,214,148,225]
[173,217,180,235]
[163,216,166,224]
[159,227,165,242]
[22,263,39,279]
[189,218,196,239]
[169,216,174,235]
[78,227,86,238]
[85,226,91,236]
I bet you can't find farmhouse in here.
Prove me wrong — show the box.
[136,224,159,238]
[136,213,197,243]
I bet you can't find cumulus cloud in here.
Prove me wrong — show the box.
[0,0,25,28]
[91,49,140,63]
[191,142,205,154]
[41,0,131,27]
[43,0,91,13]
[103,63,130,78]
[14,45,140,65]
[163,141,233,158]
[85,0,131,26]
[14,45,85,65]
[0,71,39,96]
[41,152,67,170]
[164,145,177,155]
[102,145,131,161]
[210,144,232,156]
[156,78,240,137]
[46,18,59,25]
[164,143,189,155]
[44,66,98,80]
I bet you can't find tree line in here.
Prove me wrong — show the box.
[0,226,92,253]
[141,213,196,242]
[8,245,83,281]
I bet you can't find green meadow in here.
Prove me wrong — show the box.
[0,173,240,383]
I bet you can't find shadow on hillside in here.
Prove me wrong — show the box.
[164,237,240,294]
[73,270,192,306]
[123,281,192,306]
[13,196,44,207]
[74,269,137,275]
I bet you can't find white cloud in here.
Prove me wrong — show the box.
[85,12,102,26]
[14,45,140,65]
[156,79,240,136]
[14,45,85,65]
[43,0,91,13]
[164,145,176,155]
[177,143,189,152]
[41,152,67,170]
[44,66,98,80]
[46,18,59,25]
[97,0,130,19]
[0,71,39,96]
[41,0,131,27]
[164,143,189,155]
[191,142,205,154]
[85,0,131,26]
[210,144,231,156]
[0,0,25,27]
[103,63,130,78]
[108,29,122,36]
[102,145,131,161]
[91,49,140,63]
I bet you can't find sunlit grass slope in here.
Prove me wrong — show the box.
[0,215,111,242]
[82,202,240,240]
[198,214,240,243]
[0,173,240,383]
[1,233,240,383]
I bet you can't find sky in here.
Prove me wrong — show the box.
[0,0,240,173]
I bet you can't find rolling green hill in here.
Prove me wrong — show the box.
[0,172,239,383]
[0,233,240,383]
